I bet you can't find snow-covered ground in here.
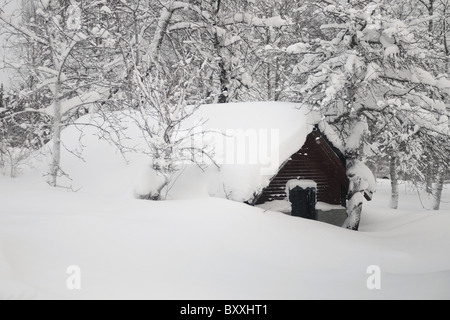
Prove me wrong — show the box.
[1,176,449,300]
[0,117,449,300]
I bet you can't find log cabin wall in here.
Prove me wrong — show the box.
[256,130,349,206]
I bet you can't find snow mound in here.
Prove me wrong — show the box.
[285,179,318,195]
[0,177,449,299]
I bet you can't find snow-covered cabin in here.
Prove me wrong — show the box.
[180,102,360,226]
[58,101,374,226]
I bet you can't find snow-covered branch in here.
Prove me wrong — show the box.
[0,9,47,45]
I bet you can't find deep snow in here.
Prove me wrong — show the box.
[0,176,449,299]
[0,103,449,299]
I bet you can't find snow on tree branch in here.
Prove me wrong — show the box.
[0,9,47,45]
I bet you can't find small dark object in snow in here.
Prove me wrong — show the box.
[289,186,317,220]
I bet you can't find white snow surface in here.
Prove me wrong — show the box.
[316,202,346,212]
[0,175,449,299]
[1,102,449,299]
[257,200,345,214]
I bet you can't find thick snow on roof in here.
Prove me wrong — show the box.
[188,102,324,169]
[171,102,335,202]
[285,179,318,196]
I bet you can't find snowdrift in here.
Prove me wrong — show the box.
[0,177,449,299]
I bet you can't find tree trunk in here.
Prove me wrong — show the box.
[429,0,435,33]
[342,119,368,231]
[134,11,141,67]
[217,57,228,104]
[343,155,364,231]
[49,81,62,187]
[390,156,399,209]
[0,83,4,109]
[433,164,446,210]
[213,0,228,104]
[426,162,433,194]
[138,182,167,201]
[149,7,175,66]
[267,62,272,100]
[266,28,273,100]
[444,3,449,56]
[215,29,228,103]
[274,56,281,101]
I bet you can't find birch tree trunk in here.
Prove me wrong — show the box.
[274,56,281,101]
[342,119,369,231]
[46,19,63,187]
[426,162,433,195]
[149,6,175,66]
[433,164,446,210]
[343,153,365,231]
[429,0,435,33]
[212,0,229,104]
[390,156,399,209]
[49,81,62,187]
[265,27,273,101]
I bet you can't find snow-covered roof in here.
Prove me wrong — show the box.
[286,179,318,196]
[190,101,344,164]
[169,102,345,202]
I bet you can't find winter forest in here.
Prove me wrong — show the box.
[1,0,449,216]
[0,0,450,300]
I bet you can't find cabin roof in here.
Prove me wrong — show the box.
[170,102,347,203]
[190,101,345,164]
